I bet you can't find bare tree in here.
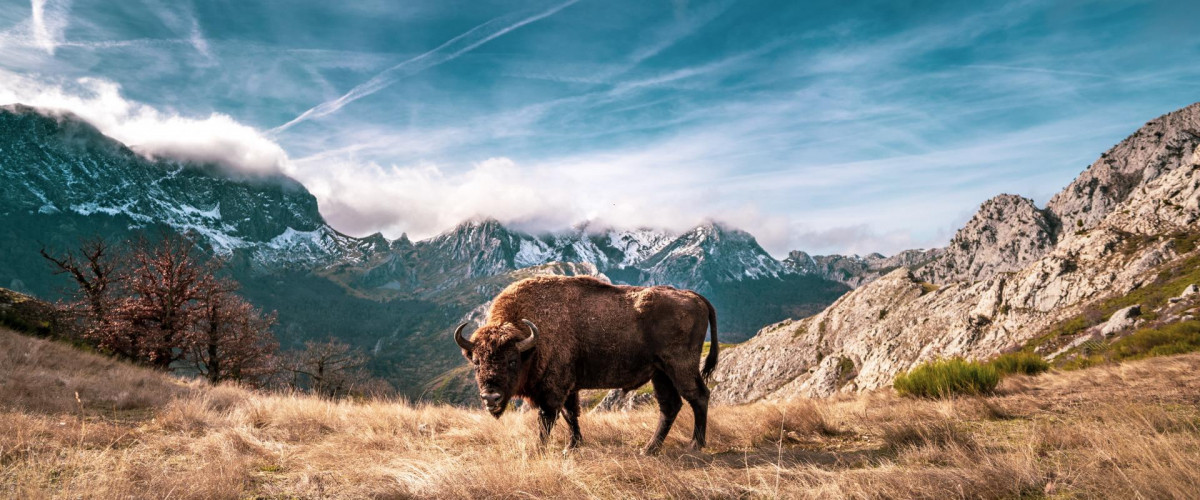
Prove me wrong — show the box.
[40,238,124,348]
[114,234,217,369]
[42,232,290,386]
[278,338,377,398]
[190,279,279,386]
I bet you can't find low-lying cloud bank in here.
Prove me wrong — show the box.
[0,70,288,177]
[294,154,803,252]
[0,71,938,256]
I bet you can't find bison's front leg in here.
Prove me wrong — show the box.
[536,405,560,447]
[561,391,583,450]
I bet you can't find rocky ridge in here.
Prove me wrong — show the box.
[917,194,1060,285]
[713,102,1200,404]
[784,248,943,288]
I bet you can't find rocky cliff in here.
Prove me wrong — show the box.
[917,194,1059,285]
[1048,103,1200,232]
[714,102,1200,404]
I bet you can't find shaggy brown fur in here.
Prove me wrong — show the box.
[455,275,718,454]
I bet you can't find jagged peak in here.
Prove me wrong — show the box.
[680,220,754,242]
[436,217,512,239]
[786,250,813,261]
[0,103,92,125]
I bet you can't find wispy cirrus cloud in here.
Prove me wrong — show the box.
[271,0,581,133]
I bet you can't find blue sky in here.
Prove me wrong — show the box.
[1,0,1199,255]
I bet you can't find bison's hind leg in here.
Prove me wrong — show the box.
[642,370,682,455]
[662,364,710,451]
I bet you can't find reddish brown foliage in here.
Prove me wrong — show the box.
[112,235,217,369]
[41,234,280,386]
[276,338,378,398]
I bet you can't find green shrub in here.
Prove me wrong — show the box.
[893,358,1000,398]
[1111,320,1200,360]
[1060,320,1200,371]
[987,351,1049,376]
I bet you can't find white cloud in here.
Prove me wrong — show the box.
[0,70,288,176]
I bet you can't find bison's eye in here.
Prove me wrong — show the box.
[508,360,517,369]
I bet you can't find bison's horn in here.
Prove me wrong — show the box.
[516,319,539,352]
[453,322,474,351]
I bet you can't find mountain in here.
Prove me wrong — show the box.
[1048,103,1200,232]
[783,248,943,288]
[713,102,1200,403]
[632,222,788,292]
[0,104,386,289]
[0,104,849,398]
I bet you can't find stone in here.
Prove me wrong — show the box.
[591,389,627,413]
[590,389,655,413]
[1100,305,1141,337]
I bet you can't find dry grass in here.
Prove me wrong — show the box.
[4,327,1200,499]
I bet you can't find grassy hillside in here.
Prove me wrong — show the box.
[4,326,1200,498]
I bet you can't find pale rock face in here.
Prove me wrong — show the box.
[1100,143,1200,237]
[713,102,1200,404]
[919,194,1059,285]
[1048,103,1200,233]
[590,389,654,412]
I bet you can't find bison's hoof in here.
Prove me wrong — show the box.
[641,444,662,456]
[688,440,705,451]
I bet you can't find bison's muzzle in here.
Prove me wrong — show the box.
[481,389,505,417]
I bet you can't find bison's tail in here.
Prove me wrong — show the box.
[698,294,719,382]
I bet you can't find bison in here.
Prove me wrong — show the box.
[453,275,719,454]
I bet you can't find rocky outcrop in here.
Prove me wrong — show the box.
[713,104,1200,404]
[1048,103,1200,232]
[919,194,1059,285]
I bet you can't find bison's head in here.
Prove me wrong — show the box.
[454,319,538,418]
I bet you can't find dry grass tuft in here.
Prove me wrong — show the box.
[4,327,1200,498]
